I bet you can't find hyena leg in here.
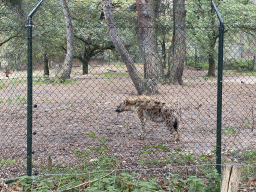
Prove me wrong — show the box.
[137,109,146,139]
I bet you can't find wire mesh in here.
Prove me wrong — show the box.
[0,0,256,190]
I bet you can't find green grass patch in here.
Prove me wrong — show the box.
[34,81,47,85]
[6,138,256,191]
[10,78,27,84]
[114,64,126,68]
[0,159,16,167]
[7,97,12,104]
[6,134,222,192]
[0,82,7,89]
[51,78,81,85]
[102,72,129,78]
[222,127,238,135]
[46,99,51,104]
[224,59,253,71]
[16,95,27,105]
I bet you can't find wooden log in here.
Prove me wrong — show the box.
[221,163,242,192]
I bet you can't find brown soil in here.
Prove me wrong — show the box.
[0,64,256,179]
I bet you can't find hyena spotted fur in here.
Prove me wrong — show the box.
[115,95,181,141]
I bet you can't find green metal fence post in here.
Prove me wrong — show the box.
[26,16,33,177]
[26,0,45,176]
[216,22,224,175]
[211,0,224,175]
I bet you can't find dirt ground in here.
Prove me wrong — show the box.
[0,63,256,179]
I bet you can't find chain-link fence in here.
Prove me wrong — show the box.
[0,0,256,191]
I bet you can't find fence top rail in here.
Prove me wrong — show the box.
[211,0,224,25]
[27,0,45,20]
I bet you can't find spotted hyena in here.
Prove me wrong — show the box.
[115,95,181,141]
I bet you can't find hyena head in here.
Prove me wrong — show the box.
[115,99,136,113]
[115,96,149,113]
[115,100,128,113]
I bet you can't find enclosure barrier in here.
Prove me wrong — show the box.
[0,0,255,190]
[25,0,45,177]
[211,0,224,174]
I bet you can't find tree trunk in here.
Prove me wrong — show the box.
[169,0,186,85]
[82,51,92,75]
[208,50,216,76]
[75,55,89,75]
[147,0,158,55]
[161,38,166,69]
[137,0,159,93]
[148,0,164,78]
[57,0,74,82]
[207,5,217,77]
[43,51,49,76]
[167,38,174,78]
[103,0,149,95]
[82,61,89,75]
[207,35,217,76]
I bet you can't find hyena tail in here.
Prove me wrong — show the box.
[174,118,178,132]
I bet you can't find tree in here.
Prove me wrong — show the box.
[69,0,138,75]
[207,7,218,77]
[43,51,49,76]
[73,35,115,74]
[1,0,24,18]
[148,0,164,77]
[56,0,74,81]
[168,0,186,85]
[103,0,154,95]
[137,0,160,93]
[0,0,27,70]
[186,0,256,76]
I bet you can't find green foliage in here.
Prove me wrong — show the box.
[139,144,172,166]
[224,59,253,71]
[10,170,220,191]
[74,132,115,172]
[186,60,209,70]
[186,0,256,73]
[204,169,221,192]
[242,149,256,165]
[7,139,247,192]
[168,170,221,192]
